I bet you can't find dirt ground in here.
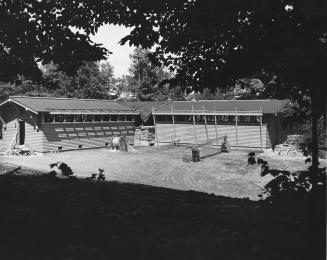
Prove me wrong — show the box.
[0,145,313,200]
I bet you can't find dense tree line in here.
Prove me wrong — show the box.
[1,0,326,168]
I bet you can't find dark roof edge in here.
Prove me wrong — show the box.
[9,95,119,102]
[152,100,171,112]
[0,97,39,114]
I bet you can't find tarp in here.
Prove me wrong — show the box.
[118,101,168,122]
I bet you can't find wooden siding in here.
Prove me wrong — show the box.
[0,102,136,153]
[40,121,135,152]
[155,123,270,148]
[0,103,43,152]
[0,120,17,152]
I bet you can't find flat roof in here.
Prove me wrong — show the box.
[153,100,289,115]
[0,96,139,114]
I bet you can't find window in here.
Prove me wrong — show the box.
[240,116,251,123]
[207,115,215,123]
[175,115,186,122]
[103,115,110,121]
[195,115,204,122]
[250,116,260,123]
[86,115,93,122]
[218,115,229,122]
[157,115,165,122]
[125,115,133,121]
[44,114,54,123]
[111,114,117,121]
[54,115,64,122]
[94,115,102,122]
[228,116,236,122]
[76,115,84,122]
[65,115,73,122]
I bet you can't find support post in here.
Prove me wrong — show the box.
[235,108,238,149]
[259,106,263,151]
[171,104,177,140]
[152,107,159,148]
[203,106,209,142]
[214,106,219,149]
[192,106,197,145]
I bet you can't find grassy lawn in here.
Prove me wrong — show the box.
[0,146,312,200]
[0,170,325,260]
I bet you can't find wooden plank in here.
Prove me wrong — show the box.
[260,116,263,151]
[192,106,197,144]
[152,107,159,148]
[214,106,219,148]
[171,104,177,139]
[235,108,238,149]
[203,106,209,141]
[186,137,221,148]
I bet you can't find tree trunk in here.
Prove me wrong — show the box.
[311,91,320,172]
[311,112,319,171]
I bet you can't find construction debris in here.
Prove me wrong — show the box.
[272,135,306,157]
[105,136,136,152]
[274,144,303,157]
[221,135,231,153]
[134,126,155,146]
[1,145,36,156]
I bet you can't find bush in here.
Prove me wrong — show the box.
[247,153,326,203]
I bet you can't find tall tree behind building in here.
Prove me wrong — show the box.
[128,47,173,101]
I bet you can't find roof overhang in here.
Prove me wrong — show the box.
[153,110,263,116]
[0,98,39,114]
[47,110,139,115]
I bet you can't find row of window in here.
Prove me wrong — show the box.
[156,115,262,123]
[44,114,136,123]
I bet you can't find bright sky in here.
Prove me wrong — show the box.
[91,25,135,78]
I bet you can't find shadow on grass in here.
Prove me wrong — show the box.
[0,171,325,260]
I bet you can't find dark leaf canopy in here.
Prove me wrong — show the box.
[123,0,327,95]
[0,0,157,80]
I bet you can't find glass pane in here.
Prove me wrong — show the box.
[111,114,117,121]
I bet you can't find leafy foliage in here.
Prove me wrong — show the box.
[128,47,173,101]
[0,61,115,100]
[247,153,326,203]
[50,162,74,177]
[0,0,114,80]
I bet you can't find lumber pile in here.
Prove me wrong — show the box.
[1,145,36,156]
[105,136,136,152]
[274,144,303,156]
[274,135,305,157]
[286,135,305,147]
[134,126,155,146]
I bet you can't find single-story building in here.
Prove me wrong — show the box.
[118,100,168,125]
[152,100,289,150]
[0,96,289,153]
[0,96,139,153]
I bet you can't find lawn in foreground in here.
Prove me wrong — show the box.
[0,146,311,200]
[0,172,324,260]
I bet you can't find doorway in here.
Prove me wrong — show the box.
[18,120,25,145]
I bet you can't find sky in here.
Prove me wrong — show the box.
[91,25,135,78]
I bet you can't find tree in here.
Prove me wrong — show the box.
[99,62,114,87]
[128,47,172,101]
[41,61,114,99]
[0,0,117,80]
[120,0,327,170]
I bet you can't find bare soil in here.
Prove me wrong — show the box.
[0,145,312,200]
